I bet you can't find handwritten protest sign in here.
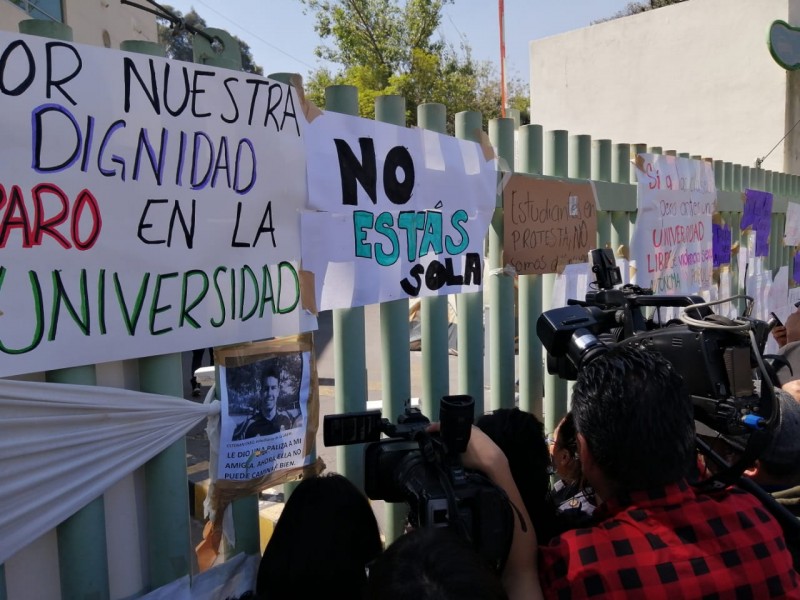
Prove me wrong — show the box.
[786,201,800,246]
[741,189,773,257]
[0,32,315,377]
[712,222,732,267]
[631,154,716,295]
[502,175,597,275]
[301,111,496,310]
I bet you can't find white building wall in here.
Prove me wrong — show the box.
[530,0,791,173]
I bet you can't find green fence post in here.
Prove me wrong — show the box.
[610,143,631,253]
[138,356,193,585]
[21,18,111,600]
[325,86,368,488]
[714,160,725,191]
[377,94,412,543]
[417,103,450,422]
[488,117,516,410]
[648,146,663,155]
[48,367,110,600]
[569,135,591,179]
[192,31,264,557]
[742,166,751,191]
[542,130,569,434]
[592,139,612,248]
[455,111,486,413]
[733,164,743,192]
[517,125,544,418]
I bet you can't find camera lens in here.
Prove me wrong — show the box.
[440,395,474,454]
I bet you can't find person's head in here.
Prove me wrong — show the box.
[260,364,280,419]
[571,345,695,498]
[551,412,582,484]
[475,407,555,542]
[365,527,507,600]
[256,473,382,599]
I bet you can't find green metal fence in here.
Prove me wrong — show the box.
[2,22,799,600]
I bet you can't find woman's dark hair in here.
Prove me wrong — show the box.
[256,473,382,599]
[365,527,507,600]
[476,407,558,543]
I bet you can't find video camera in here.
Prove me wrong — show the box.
[537,248,778,439]
[323,395,514,571]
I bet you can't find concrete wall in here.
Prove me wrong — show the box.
[530,0,791,173]
[0,0,157,47]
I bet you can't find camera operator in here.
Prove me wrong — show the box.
[776,339,800,402]
[537,345,798,598]
[773,309,800,348]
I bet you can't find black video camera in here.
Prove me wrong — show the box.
[323,395,514,572]
[537,248,777,439]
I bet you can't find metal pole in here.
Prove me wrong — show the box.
[454,111,486,414]
[488,117,516,411]
[417,103,450,422]
[517,125,544,418]
[326,85,368,489]
[376,94,411,543]
[542,130,568,434]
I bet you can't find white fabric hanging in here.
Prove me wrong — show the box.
[0,378,218,564]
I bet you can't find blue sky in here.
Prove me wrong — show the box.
[163,0,634,84]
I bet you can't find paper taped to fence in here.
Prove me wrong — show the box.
[301,111,497,310]
[0,30,315,377]
[502,174,598,275]
[0,379,214,564]
[631,154,716,295]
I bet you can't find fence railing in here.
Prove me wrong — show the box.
[2,19,798,600]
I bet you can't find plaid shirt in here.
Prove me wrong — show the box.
[539,480,799,599]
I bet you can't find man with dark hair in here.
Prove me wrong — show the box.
[538,345,799,598]
[234,364,291,439]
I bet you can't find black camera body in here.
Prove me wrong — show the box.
[537,249,774,437]
[324,396,514,571]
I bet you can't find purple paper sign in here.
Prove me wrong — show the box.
[795,253,800,285]
[712,223,731,267]
[741,189,773,257]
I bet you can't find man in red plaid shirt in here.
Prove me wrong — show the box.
[538,345,799,599]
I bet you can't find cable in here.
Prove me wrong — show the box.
[755,114,800,168]
[186,0,317,71]
[679,295,754,331]
[121,0,216,44]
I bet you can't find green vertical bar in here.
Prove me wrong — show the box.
[519,124,543,176]
[139,354,193,585]
[631,143,647,184]
[517,125,544,418]
[610,143,631,251]
[569,134,591,179]
[714,160,725,191]
[455,111,485,413]
[18,19,72,40]
[120,40,165,56]
[733,164,742,192]
[377,95,411,543]
[742,166,751,190]
[417,103,450,422]
[326,85,368,487]
[592,139,612,182]
[648,146,663,155]
[593,140,612,248]
[723,162,733,192]
[542,130,568,433]
[47,366,110,600]
[488,118,516,411]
